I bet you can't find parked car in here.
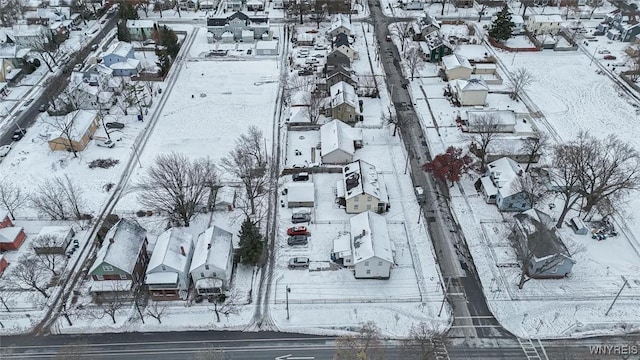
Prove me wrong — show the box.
[91,44,99,51]
[386,34,392,41]
[96,138,115,148]
[23,99,34,107]
[287,235,309,246]
[38,104,48,112]
[287,226,308,236]
[291,213,311,223]
[292,172,309,182]
[106,122,125,129]
[298,69,314,76]
[604,55,617,60]
[305,58,319,65]
[291,163,308,169]
[0,144,11,159]
[288,257,310,269]
[297,52,309,58]
[12,129,26,141]
[314,44,328,50]
[598,49,610,54]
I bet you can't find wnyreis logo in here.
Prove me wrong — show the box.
[589,345,639,356]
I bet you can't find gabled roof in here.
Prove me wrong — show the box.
[37,225,72,242]
[327,64,352,78]
[126,19,156,29]
[110,58,140,70]
[529,14,563,23]
[330,81,358,109]
[349,211,393,264]
[514,209,573,260]
[442,53,472,71]
[48,110,97,142]
[0,227,22,243]
[147,228,193,274]
[228,11,250,21]
[103,41,134,59]
[342,159,388,202]
[89,219,147,274]
[333,33,350,48]
[329,14,351,33]
[190,226,233,274]
[321,119,362,157]
[487,157,525,197]
[455,78,489,91]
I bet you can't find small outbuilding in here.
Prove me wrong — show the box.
[255,40,278,55]
[441,54,473,80]
[33,225,74,255]
[286,182,315,208]
[452,78,489,106]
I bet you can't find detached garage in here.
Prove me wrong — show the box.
[286,182,314,208]
[256,40,278,55]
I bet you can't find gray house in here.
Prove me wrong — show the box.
[325,50,351,73]
[206,11,270,42]
[477,157,532,212]
[513,209,575,279]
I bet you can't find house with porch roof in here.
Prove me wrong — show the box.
[476,157,532,212]
[145,228,194,301]
[330,81,359,124]
[337,160,389,214]
[320,119,363,164]
[189,226,234,296]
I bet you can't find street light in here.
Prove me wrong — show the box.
[286,285,291,320]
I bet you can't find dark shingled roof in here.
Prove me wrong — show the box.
[514,209,570,259]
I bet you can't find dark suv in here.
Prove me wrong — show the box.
[291,213,311,223]
[292,172,309,182]
[287,235,309,246]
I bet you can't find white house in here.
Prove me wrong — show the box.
[511,15,525,35]
[145,228,194,301]
[190,226,234,296]
[441,54,473,80]
[337,160,389,214]
[214,186,236,211]
[477,157,532,212]
[126,20,156,41]
[286,182,315,208]
[101,41,140,77]
[349,211,395,279]
[330,81,359,124]
[33,225,74,255]
[328,14,351,37]
[452,78,488,106]
[526,14,562,35]
[320,119,363,164]
[461,109,517,133]
[255,40,278,55]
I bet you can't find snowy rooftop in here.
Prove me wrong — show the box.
[454,78,489,91]
[330,81,358,109]
[0,227,22,243]
[110,59,140,70]
[289,106,311,123]
[190,226,233,274]
[216,186,236,205]
[320,119,362,158]
[104,41,133,59]
[256,40,278,50]
[89,219,147,274]
[89,279,133,292]
[147,228,193,274]
[514,209,572,259]
[465,109,516,127]
[486,157,525,197]
[349,211,393,264]
[329,14,351,33]
[126,20,156,29]
[37,225,72,241]
[442,54,472,71]
[342,159,388,201]
[529,14,563,23]
[48,110,97,142]
[287,182,314,203]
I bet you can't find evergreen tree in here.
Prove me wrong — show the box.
[158,25,180,59]
[118,1,139,20]
[489,6,515,41]
[117,21,131,42]
[155,47,171,76]
[237,217,264,266]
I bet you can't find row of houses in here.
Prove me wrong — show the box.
[88,219,235,301]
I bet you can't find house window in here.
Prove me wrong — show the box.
[364,261,369,266]
[200,273,205,278]
[367,196,372,202]
[354,197,359,202]
[366,269,371,275]
[212,273,217,278]
[119,274,127,280]
[96,275,104,281]
[162,266,166,271]
[354,204,359,210]
[378,261,383,266]
[205,265,210,270]
[102,265,113,272]
[367,205,372,210]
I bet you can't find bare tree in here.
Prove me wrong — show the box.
[284,74,317,104]
[211,292,240,323]
[390,22,413,53]
[405,46,423,81]
[57,175,85,220]
[0,179,27,220]
[97,283,128,324]
[628,53,640,82]
[146,301,168,324]
[477,3,489,22]
[0,0,25,27]
[0,284,17,312]
[30,176,85,221]
[27,32,59,72]
[6,257,51,298]
[304,92,324,124]
[507,68,534,101]
[44,114,81,157]
[382,106,399,136]
[334,322,385,360]
[138,153,219,227]
[31,235,66,276]
[521,130,550,172]
[545,145,584,229]
[220,126,270,215]
[513,173,547,209]
[400,322,450,360]
[471,114,500,171]
[588,0,604,19]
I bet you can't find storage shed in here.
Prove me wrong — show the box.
[256,40,279,55]
[287,182,315,208]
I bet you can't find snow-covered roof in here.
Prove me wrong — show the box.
[511,15,524,24]
[333,236,351,256]
[256,40,278,50]
[529,14,562,23]
[0,227,22,243]
[0,210,8,220]
[474,63,497,70]
[442,54,472,71]
[89,279,133,292]
[487,157,525,197]
[291,90,311,107]
[195,277,223,289]
[103,42,133,59]
[242,29,254,37]
[216,186,236,205]
[320,119,362,157]
[480,176,498,197]
[455,78,489,91]
[297,33,313,42]
[190,226,233,274]
[49,110,97,142]
[287,182,314,204]
[0,44,31,59]
[10,24,47,37]
[514,209,573,260]
[465,110,516,127]
[221,31,234,38]
[349,211,393,264]
[37,225,72,242]
[109,58,140,70]
[289,106,311,123]
[330,81,358,110]
[126,19,156,29]
[329,14,351,33]
[342,160,388,202]
[146,272,178,285]
[89,219,147,274]
[147,228,193,275]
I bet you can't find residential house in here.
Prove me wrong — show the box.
[0,39,31,83]
[451,78,488,106]
[48,110,99,152]
[332,211,394,279]
[320,119,363,164]
[328,14,352,38]
[332,33,358,61]
[101,41,140,76]
[513,209,575,279]
[460,109,517,133]
[337,160,389,214]
[0,211,26,251]
[207,11,270,42]
[418,32,452,62]
[214,186,236,211]
[247,0,265,11]
[286,182,315,208]
[88,219,149,299]
[296,33,315,46]
[255,40,278,55]
[25,7,70,25]
[33,225,74,255]
[330,81,359,124]
[199,0,218,10]
[9,25,48,47]
[413,12,440,41]
[126,20,156,41]
[476,157,532,211]
[189,226,234,296]
[325,50,351,73]
[145,228,195,301]
[526,14,562,35]
[472,137,541,164]
[224,0,242,11]
[0,210,12,228]
[441,53,473,80]
[604,12,640,42]
[511,15,525,35]
[400,0,425,10]
[326,65,357,89]
[0,254,7,276]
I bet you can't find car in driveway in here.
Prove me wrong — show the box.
[39,104,48,112]
[292,172,309,182]
[604,55,617,60]
[105,122,125,129]
[287,226,308,236]
[287,235,309,246]
[12,129,26,141]
[291,163,308,169]
[291,213,311,223]
[0,144,11,159]
[288,257,310,269]
[305,58,319,65]
[598,49,610,54]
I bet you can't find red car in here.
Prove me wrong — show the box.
[287,226,308,236]
[603,55,617,60]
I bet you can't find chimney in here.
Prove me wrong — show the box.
[180,246,186,256]
[361,229,366,236]
[109,238,114,244]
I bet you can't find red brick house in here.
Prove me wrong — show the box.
[0,226,26,251]
[0,210,13,229]
[0,254,8,276]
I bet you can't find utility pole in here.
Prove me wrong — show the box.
[605,276,628,316]
[286,285,291,320]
